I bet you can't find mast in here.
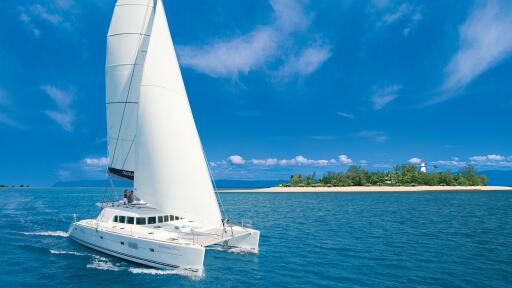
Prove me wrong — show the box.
[105,0,155,180]
[134,0,222,227]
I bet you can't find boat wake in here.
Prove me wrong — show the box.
[21,231,69,237]
[80,253,203,279]
[208,246,256,255]
[129,267,204,279]
[50,249,88,256]
[86,255,123,271]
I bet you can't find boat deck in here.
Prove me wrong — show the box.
[77,219,252,247]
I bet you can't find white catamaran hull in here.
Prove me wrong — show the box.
[69,0,261,273]
[68,222,205,272]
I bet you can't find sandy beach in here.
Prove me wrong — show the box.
[219,186,512,192]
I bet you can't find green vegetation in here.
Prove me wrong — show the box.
[0,184,30,188]
[284,165,488,187]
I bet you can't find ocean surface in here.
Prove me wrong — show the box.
[1,188,512,287]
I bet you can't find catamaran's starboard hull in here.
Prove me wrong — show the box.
[68,222,205,273]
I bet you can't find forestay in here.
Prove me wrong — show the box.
[134,0,222,227]
[106,0,155,180]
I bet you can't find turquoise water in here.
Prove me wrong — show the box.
[1,188,512,287]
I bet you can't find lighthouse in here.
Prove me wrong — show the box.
[420,160,427,173]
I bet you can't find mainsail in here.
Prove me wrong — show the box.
[105,0,155,180]
[134,0,222,226]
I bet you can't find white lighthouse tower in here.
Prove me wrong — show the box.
[420,160,427,173]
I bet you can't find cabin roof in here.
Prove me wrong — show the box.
[104,205,163,217]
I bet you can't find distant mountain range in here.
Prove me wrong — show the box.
[52,179,286,188]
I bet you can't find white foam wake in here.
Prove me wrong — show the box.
[128,267,204,279]
[50,249,88,256]
[208,246,256,254]
[22,231,69,237]
[86,255,122,271]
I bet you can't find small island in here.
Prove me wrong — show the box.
[221,165,512,192]
[284,165,487,187]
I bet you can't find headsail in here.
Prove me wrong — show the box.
[105,0,155,180]
[134,0,222,227]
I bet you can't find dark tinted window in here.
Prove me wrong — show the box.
[136,217,146,225]
[127,216,134,224]
[175,216,180,220]
[119,216,126,223]
[158,216,163,223]
[113,216,118,222]
[148,217,156,224]
[169,215,175,221]
[164,215,169,222]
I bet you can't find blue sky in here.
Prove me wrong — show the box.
[1,0,512,185]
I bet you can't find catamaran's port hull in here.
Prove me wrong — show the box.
[68,222,205,272]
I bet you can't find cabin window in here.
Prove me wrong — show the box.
[164,215,169,222]
[136,217,146,225]
[158,216,164,223]
[113,216,118,223]
[148,217,156,225]
[127,216,134,224]
[175,216,180,220]
[169,215,175,221]
[119,216,126,223]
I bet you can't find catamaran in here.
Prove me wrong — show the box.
[68,0,259,273]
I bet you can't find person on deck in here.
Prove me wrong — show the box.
[123,189,128,204]
[128,190,134,204]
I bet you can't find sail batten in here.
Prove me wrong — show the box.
[134,0,222,227]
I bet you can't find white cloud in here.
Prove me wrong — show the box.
[469,154,506,162]
[179,28,279,77]
[17,1,77,37]
[0,90,8,106]
[469,155,487,161]
[357,130,389,143]
[469,154,507,166]
[0,113,22,129]
[487,154,505,161]
[228,155,246,165]
[215,154,359,167]
[278,156,336,166]
[83,157,109,167]
[431,159,467,167]
[274,44,331,80]
[57,169,72,180]
[178,0,329,79]
[372,85,401,110]
[41,85,75,132]
[467,155,512,167]
[375,3,423,36]
[338,155,353,165]
[382,4,413,24]
[0,91,22,128]
[250,158,278,166]
[408,157,422,164]
[336,112,354,119]
[435,0,512,104]
[359,160,368,166]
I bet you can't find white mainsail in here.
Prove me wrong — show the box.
[105,0,155,179]
[134,0,222,227]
